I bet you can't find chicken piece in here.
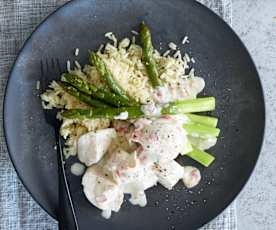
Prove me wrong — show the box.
[131,118,187,163]
[112,120,132,134]
[123,164,158,194]
[133,118,152,131]
[103,148,140,184]
[82,166,123,212]
[77,128,117,166]
[182,166,201,188]
[153,160,184,190]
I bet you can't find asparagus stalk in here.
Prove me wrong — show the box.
[58,82,110,108]
[62,73,135,107]
[140,22,163,87]
[61,97,216,119]
[89,52,132,101]
[181,142,193,155]
[61,106,143,120]
[186,147,215,167]
[162,97,215,114]
[188,136,217,151]
[186,114,218,127]
[183,123,220,138]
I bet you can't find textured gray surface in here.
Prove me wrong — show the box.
[232,0,276,230]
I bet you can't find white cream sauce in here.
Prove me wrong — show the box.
[140,102,162,117]
[182,166,201,188]
[129,191,147,207]
[101,209,112,219]
[152,77,205,104]
[70,163,85,176]
[114,111,129,120]
[81,117,201,219]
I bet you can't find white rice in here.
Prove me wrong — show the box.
[168,42,177,50]
[162,50,171,57]
[36,80,40,90]
[173,50,182,60]
[98,44,104,53]
[189,68,195,77]
[131,30,139,35]
[74,60,81,69]
[74,48,79,56]
[67,60,71,72]
[182,36,189,44]
[184,53,191,63]
[105,32,117,47]
[132,36,136,44]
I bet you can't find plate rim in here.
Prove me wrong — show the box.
[2,0,266,228]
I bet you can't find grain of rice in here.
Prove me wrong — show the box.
[67,60,71,72]
[163,50,171,57]
[184,53,191,63]
[173,50,182,59]
[74,48,79,56]
[131,30,139,35]
[74,60,81,69]
[119,38,130,49]
[132,36,136,44]
[182,36,189,44]
[105,32,117,47]
[104,32,113,37]
[36,80,40,90]
[98,44,104,53]
[189,68,195,77]
[168,42,177,50]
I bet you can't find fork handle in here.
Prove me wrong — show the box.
[56,133,79,230]
[58,174,78,230]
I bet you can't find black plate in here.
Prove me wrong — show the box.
[3,0,265,229]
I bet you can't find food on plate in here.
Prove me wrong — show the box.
[41,22,220,218]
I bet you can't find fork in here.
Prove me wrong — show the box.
[40,59,79,230]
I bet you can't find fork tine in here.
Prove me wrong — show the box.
[56,58,62,75]
[46,58,50,75]
[40,59,47,91]
[40,58,63,92]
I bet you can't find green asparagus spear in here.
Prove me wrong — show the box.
[61,97,216,119]
[62,73,134,107]
[162,97,215,114]
[140,22,162,87]
[186,147,215,167]
[89,52,132,101]
[58,82,110,108]
[186,114,218,127]
[61,106,143,120]
[183,123,220,138]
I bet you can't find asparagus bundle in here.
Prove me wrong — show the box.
[89,52,137,105]
[62,97,216,119]
[62,73,134,107]
[58,82,110,108]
